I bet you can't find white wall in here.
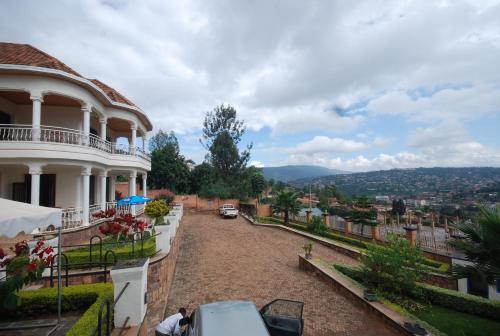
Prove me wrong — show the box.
[0,166,26,199]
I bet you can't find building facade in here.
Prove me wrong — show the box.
[0,43,152,230]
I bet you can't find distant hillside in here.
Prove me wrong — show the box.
[290,167,500,198]
[262,165,347,182]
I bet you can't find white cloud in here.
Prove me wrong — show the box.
[367,85,500,123]
[287,135,389,155]
[249,160,265,168]
[286,141,500,172]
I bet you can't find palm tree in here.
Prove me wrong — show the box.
[448,205,500,283]
[273,190,301,225]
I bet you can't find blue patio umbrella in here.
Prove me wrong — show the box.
[116,195,152,205]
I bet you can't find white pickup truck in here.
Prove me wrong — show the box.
[219,204,239,218]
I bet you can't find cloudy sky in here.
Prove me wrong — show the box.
[2,0,500,171]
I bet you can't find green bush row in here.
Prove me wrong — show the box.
[64,237,156,266]
[0,283,113,336]
[333,263,500,321]
[418,283,500,321]
[259,216,449,273]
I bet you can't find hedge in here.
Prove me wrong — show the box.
[259,216,449,272]
[64,237,156,266]
[333,263,500,321]
[0,283,113,336]
[418,283,500,321]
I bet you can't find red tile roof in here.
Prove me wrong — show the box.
[90,79,136,107]
[0,42,136,107]
[0,42,81,77]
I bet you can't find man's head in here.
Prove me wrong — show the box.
[179,308,187,317]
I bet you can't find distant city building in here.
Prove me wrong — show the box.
[375,195,390,203]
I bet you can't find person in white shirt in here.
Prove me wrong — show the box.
[156,308,188,336]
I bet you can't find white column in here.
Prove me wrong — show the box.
[129,171,137,216]
[82,103,91,146]
[29,164,42,206]
[142,173,147,197]
[82,167,91,225]
[30,94,43,141]
[99,117,107,141]
[130,124,137,155]
[99,171,107,211]
[110,175,116,202]
[142,132,147,153]
[129,171,137,196]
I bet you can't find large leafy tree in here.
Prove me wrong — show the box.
[189,162,214,194]
[149,130,190,193]
[250,170,266,198]
[198,104,253,198]
[449,205,500,284]
[200,104,252,183]
[273,190,301,225]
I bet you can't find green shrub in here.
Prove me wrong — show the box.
[64,237,156,266]
[362,233,426,295]
[418,283,500,321]
[145,200,169,223]
[334,263,500,321]
[308,216,328,236]
[0,283,113,336]
[67,284,114,336]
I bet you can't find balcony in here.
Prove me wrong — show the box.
[0,124,150,162]
[60,202,146,231]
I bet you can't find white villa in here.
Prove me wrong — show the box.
[0,43,152,230]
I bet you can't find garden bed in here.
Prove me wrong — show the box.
[257,216,450,274]
[63,236,157,266]
[333,263,500,336]
[0,283,113,336]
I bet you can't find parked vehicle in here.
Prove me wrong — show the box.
[219,204,239,218]
[187,299,304,336]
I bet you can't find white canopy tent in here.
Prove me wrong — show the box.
[0,198,62,238]
[0,198,63,334]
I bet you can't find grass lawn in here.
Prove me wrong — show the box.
[413,305,500,336]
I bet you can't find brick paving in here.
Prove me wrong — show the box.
[164,212,401,336]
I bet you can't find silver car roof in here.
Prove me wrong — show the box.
[198,300,270,336]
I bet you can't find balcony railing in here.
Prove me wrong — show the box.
[0,124,150,161]
[58,201,147,231]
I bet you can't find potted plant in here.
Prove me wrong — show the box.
[145,200,169,225]
[303,241,313,259]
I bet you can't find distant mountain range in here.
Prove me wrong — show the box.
[290,167,500,198]
[262,165,347,182]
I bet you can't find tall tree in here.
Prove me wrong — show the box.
[149,130,190,193]
[273,190,301,225]
[200,104,252,194]
[189,162,214,195]
[250,170,266,198]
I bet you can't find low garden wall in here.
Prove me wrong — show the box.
[242,214,457,290]
[298,255,411,336]
[173,194,240,211]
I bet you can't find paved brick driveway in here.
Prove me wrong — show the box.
[165,211,401,336]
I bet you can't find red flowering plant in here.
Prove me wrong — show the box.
[0,240,55,309]
[92,208,117,221]
[98,212,146,242]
